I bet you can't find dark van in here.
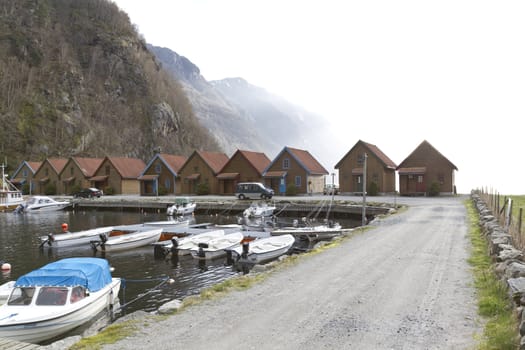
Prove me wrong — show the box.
[235,182,274,200]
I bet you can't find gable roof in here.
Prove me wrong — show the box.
[68,157,104,177]
[46,158,68,174]
[141,153,187,176]
[224,150,271,175]
[335,140,397,169]
[397,140,458,171]
[195,151,229,174]
[12,161,42,177]
[267,146,328,175]
[103,157,146,179]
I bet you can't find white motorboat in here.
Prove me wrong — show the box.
[166,197,196,216]
[94,227,163,252]
[39,226,115,248]
[228,234,295,264]
[0,257,121,344]
[243,201,276,218]
[190,231,244,260]
[16,195,70,213]
[271,220,342,240]
[0,281,15,305]
[169,229,226,256]
[0,163,24,212]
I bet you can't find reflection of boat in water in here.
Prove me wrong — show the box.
[0,163,24,212]
[0,257,121,344]
[16,195,70,213]
[228,234,295,264]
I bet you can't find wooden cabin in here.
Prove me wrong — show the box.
[335,140,397,195]
[90,157,146,195]
[263,146,328,195]
[59,157,103,194]
[139,153,187,196]
[10,161,42,194]
[217,150,271,195]
[32,158,68,195]
[397,140,458,196]
[177,151,229,195]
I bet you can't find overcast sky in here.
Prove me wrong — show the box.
[112,0,525,195]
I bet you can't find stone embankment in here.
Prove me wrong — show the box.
[472,193,525,348]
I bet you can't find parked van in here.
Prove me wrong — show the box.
[235,182,274,200]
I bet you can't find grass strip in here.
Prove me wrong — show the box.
[466,199,519,349]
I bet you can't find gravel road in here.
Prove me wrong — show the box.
[102,196,480,350]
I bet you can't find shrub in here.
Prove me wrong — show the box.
[428,182,441,197]
[70,184,81,195]
[368,182,379,196]
[158,185,168,196]
[286,183,298,196]
[104,186,114,195]
[44,183,56,195]
[195,183,210,195]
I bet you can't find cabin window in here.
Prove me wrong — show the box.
[70,286,86,303]
[70,167,74,176]
[45,168,49,176]
[22,169,28,177]
[295,176,301,187]
[8,287,35,305]
[418,175,423,183]
[105,166,110,176]
[36,287,68,306]
[155,164,162,174]
[357,176,361,184]
[164,178,171,189]
[283,158,290,169]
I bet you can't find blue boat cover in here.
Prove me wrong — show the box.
[14,258,113,292]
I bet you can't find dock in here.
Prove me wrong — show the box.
[0,337,40,349]
[69,197,392,219]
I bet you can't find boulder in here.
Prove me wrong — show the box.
[508,278,525,305]
[157,299,183,315]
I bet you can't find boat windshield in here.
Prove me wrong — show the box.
[36,287,68,306]
[7,287,35,305]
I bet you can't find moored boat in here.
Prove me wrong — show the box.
[39,226,115,248]
[243,201,276,218]
[190,231,244,260]
[0,163,24,212]
[16,195,70,213]
[93,228,163,252]
[166,197,196,216]
[0,281,15,305]
[168,229,226,256]
[0,257,121,344]
[228,234,295,264]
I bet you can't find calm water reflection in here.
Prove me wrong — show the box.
[0,210,242,315]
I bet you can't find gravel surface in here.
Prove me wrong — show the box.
[101,196,481,350]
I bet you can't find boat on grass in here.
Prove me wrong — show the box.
[0,257,121,344]
[190,231,244,260]
[166,197,196,216]
[15,195,70,213]
[228,234,295,264]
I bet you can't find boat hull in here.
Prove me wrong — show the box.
[97,229,162,252]
[40,226,115,248]
[0,279,121,344]
[230,235,295,264]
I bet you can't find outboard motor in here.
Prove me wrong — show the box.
[241,242,250,259]
[47,233,54,246]
[197,242,208,258]
[170,237,179,254]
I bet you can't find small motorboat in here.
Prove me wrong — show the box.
[228,234,295,264]
[0,257,121,344]
[168,229,226,256]
[16,195,70,213]
[39,226,115,248]
[190,231,244,260]
[92,227,163,252]
[271,220,342,240]
[166,197,196,216]
[243,201,276,218]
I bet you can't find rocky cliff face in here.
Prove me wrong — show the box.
[0,0,218,170]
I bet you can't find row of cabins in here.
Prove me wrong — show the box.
[9,140,457,197]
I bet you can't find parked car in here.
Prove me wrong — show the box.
[323,184,339,195]
[235,182,274,199]
[73,188,102,198]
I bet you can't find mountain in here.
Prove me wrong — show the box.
[148,45,333,161]
[0,0,219,170]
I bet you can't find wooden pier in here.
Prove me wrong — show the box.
[0,337,40,349]
[69,198,391,219]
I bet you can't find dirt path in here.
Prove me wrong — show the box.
[102,196,480,350]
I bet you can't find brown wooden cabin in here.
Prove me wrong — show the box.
[335,140,397,195]
[217,150,271,195]
[90,157,146,195]
[177,151,229,195]
[263,146,328,195]
[139,153,187,196]
[10,161,42,194]
[32,158,68,195]
[397,140,458,196]
[59,157,103,194]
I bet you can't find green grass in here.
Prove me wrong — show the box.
[466,199,519,349]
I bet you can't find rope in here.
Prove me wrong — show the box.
[119,276,171,309]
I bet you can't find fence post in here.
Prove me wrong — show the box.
[519,208,523,249]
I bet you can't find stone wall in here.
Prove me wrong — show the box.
[472,193,525,348]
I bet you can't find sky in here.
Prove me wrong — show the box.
[112,0,525,194]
